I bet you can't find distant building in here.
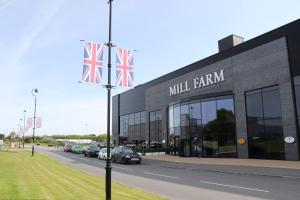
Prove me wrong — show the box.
[112,19,300,161]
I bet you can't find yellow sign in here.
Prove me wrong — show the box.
[238,138,246,145]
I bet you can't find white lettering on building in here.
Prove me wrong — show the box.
[169,69,225,96]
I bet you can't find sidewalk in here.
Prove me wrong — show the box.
[144,155,300,170]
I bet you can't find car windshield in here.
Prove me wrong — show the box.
[123,148,135,154]
[90,146,100,150]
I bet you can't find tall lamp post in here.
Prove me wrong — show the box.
[23,110,26,148]
[31,88,38,156]
[105,1,113,199]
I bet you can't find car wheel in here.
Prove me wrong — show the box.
[137,160,141,164]
[122,158,127,165]
[84,154,87,157]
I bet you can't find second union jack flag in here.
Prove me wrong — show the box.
[82,41,104,84]
[116,47,134,87]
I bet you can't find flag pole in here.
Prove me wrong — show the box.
[105,0,113,199]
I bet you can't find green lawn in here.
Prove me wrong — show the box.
[0,151,167,200]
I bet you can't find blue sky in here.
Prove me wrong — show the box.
[0,0,299,136]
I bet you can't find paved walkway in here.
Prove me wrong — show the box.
[144,155,300,169]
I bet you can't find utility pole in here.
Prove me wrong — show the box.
[105,1,113,199]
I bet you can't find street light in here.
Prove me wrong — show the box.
[31,88,38,156]
[19,118,22,148]
[23,110,26,148]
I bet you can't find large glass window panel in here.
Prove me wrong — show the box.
[174,105,181,136]
[128,114,135,141]
[141,112,146,123]
[217,98,234,113]
[169,106,174,129]
[120,116,124,137]
[124,115,129,137]
[156,111,162,142]
[201,100,216,124]
[262,88,281,118]
[247,118,264,137]
[295,85,300,116]
[264,118,283,136]
[246,86,284,160]
[150,112,155,122]
[140,123,146,141]
[129,114,134,125]
[189,102,201,123]
[216,97,236,157]
[180,104,189,139]
[134,112,140,125]
[246,92,263,118]
[294,76,300,85]
[134,112,141,140]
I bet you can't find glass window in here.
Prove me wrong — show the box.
[150,112,155,122]
[180,104,189,126]
[201,100,216,124]
[295,85,300,116]
[128,114,135,141]
[246,92,263,118]
[141,112,146,123]
[246,86,284,160]
[173,105,181,136]
[129,114,134,125]
[120,116,124,137]
[262,89,281,118]
[189,102,201,122]
[134,112,140,125]
[169,106,174,128]
[217,98,234,113]
[124,115,128,137]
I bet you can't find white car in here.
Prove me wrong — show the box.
[98,148,111,160]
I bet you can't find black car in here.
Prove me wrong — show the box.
[111,146,141,164]
[84,145,100,157]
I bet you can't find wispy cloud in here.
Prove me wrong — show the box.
[0,0,16,11]
[2,0,66,76]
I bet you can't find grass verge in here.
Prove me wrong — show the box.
[0,151,167,200]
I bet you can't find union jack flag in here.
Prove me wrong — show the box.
[36,117,42,129]
[82,41,104,84]
[27,117,33,128]
[116,47,134,87]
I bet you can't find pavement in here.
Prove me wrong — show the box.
[144,155,300,169]
[34,146,300,200]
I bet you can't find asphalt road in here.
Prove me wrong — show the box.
[37,146,300,200]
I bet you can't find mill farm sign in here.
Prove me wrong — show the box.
[169,69,225,96]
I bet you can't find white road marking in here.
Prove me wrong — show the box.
[113,166,133,171]
[200,181,270,193]
[144,172,178,179]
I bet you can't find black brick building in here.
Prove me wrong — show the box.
[112,19,300,160]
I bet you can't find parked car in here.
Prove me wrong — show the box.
[84,145,100,157]
[111,146,141,164]
[71,145,83,154]
[63,144,72,152]
[98,148,111,160]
